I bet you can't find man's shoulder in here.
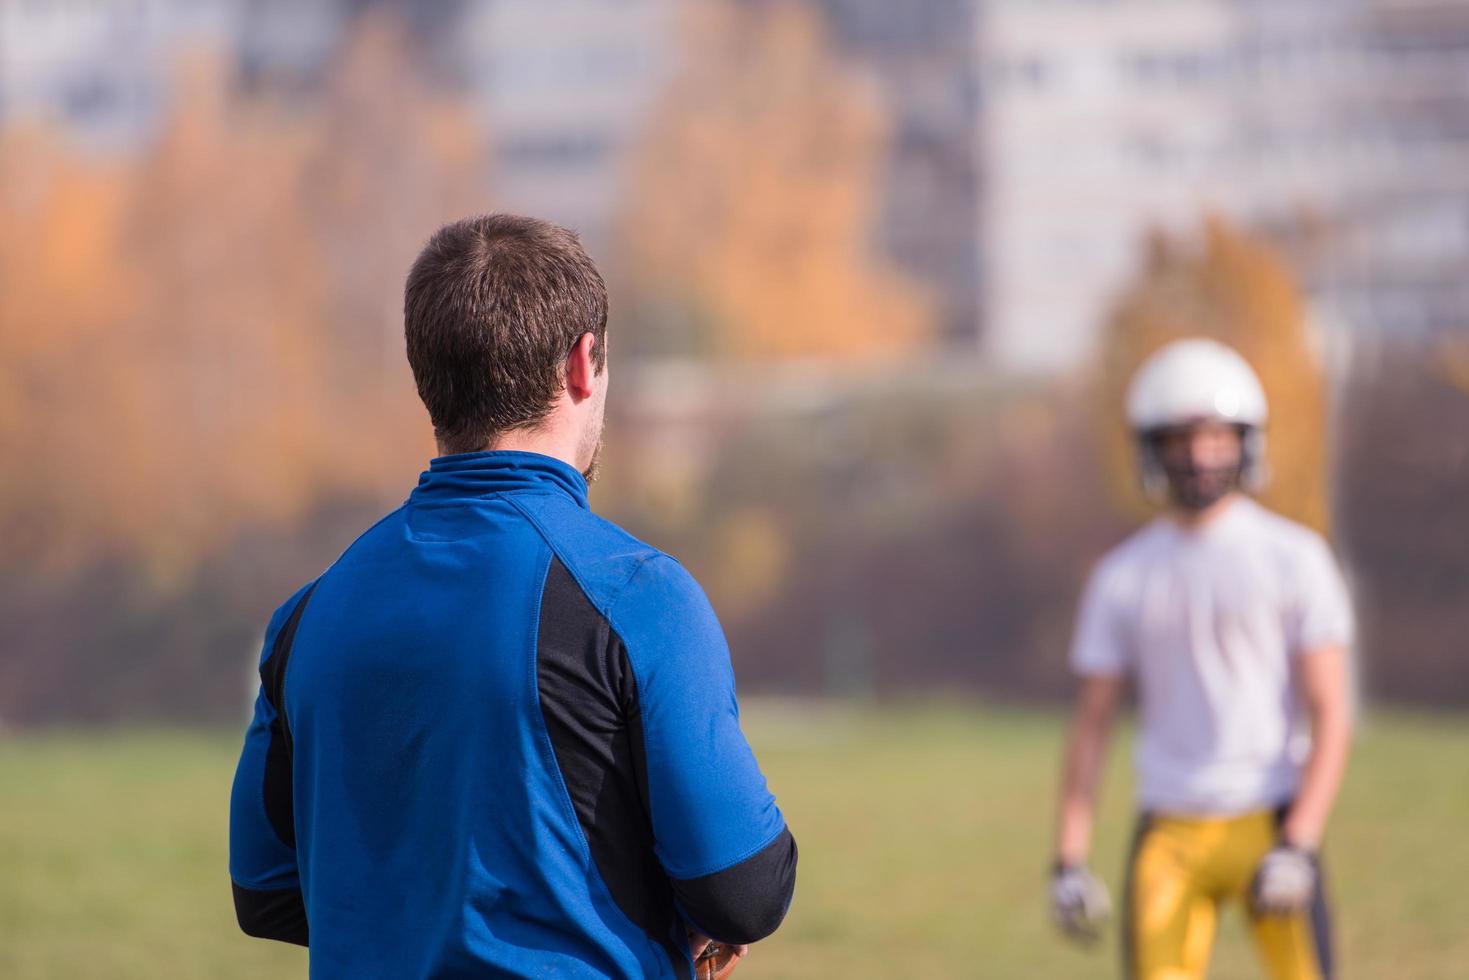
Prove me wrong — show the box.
[1092,520,1167,585]
[1237,499,1334,563]
[507,492,695,617]
[256,578,323,668]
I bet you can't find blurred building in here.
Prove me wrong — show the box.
[4,0,1465,365]
[978,0,1240,371]
[0,0,235,151]
[235,0,351,90]
[236,0,469,89]
[458,0,987,323]
[1304,0,1469,345]
[977,0,1469,373]
[453,0,678,254]
[242,0,677,256]
[816,0,984,344]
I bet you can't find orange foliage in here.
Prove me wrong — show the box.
[0,14,486,584]
[1438,335,1469,397]
[1097,218,1331,532]
[619,0,932,363]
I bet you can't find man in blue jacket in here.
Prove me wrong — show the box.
[229,214,796,979]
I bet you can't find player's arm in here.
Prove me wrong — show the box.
[228,585,315,947]
[612,556,797,950]
[1049,674,1123,942]
[1281,538,1355,851]
[1056,674,1125,867]
[1050,562,1131,941]
[1253,643,1352,916]
[1253,541,1354,916]
[1281,643,1352,850]
[1056,561,1132,868]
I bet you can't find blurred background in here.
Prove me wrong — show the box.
[0,0,1466,977]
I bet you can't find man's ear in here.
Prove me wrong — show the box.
[565,332,598,402]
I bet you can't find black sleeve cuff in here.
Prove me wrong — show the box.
[671,826,797,945]
[232,881,310,947]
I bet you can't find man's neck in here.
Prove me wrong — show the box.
[439,425,580,473]
[1168,492,1242,531]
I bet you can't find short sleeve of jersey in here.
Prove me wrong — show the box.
[1069,561,1131,677]
[1288,536,1355,654]
[609,555,785,881]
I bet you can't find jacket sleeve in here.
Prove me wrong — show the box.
[610,556,796,945]
[228,582,315,947]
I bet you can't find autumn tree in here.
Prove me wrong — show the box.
[601,0,935,621]
[615,0,932,363]
[295,10,489,494]
[0,14,495,723]
[1096,217,1330,532]
[0,124,149,578]
[1439,333,1469,397]
[0,14,486,587]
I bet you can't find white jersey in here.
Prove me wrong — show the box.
[1070,497,1354,816]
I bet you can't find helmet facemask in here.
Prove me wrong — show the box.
[1137,423,1267,512]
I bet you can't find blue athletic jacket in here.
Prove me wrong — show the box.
[229,451,795,978]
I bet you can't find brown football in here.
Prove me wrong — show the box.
[694,943,741,980]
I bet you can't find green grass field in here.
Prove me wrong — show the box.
[2,702,1466,979]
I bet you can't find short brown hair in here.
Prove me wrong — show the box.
[404,214,607,454]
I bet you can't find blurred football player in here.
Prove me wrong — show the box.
[1050,339,1353,979]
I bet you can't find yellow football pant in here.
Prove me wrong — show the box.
[1123,810,1332,980]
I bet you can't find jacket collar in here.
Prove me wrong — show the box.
[408,451,589,509]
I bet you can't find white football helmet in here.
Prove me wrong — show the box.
[1126,338,1269,499]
